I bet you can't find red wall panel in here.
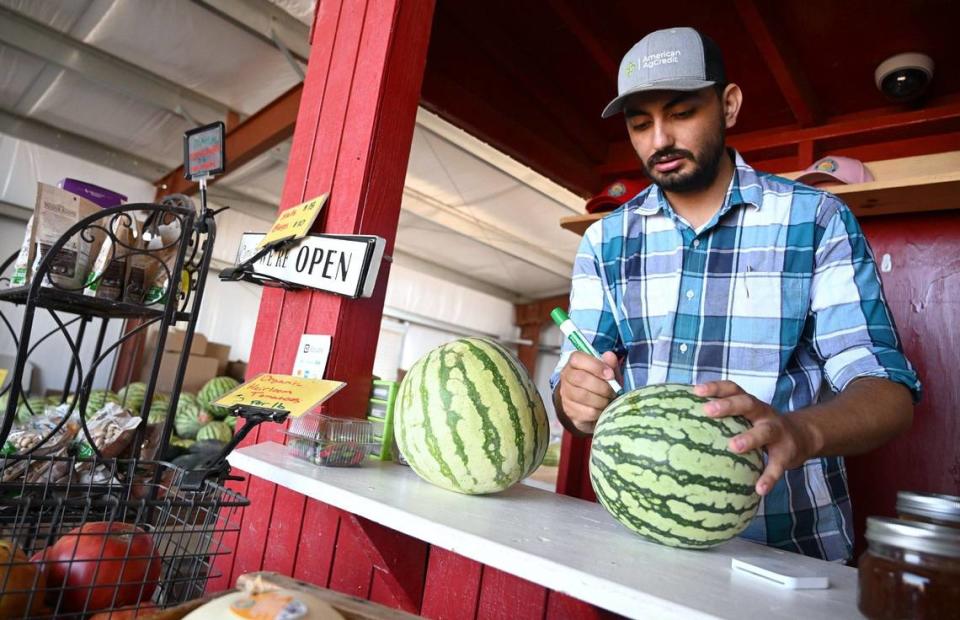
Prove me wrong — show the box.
[847,211,960,558]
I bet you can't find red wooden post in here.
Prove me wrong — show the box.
[220,0,436,592]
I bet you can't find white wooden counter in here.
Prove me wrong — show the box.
[229,442,862,620]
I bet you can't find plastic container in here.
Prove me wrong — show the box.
[857,517,960,619]
[284,414,381,467]
[896,491,960,530]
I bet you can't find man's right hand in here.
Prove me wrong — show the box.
[556,351,621,435]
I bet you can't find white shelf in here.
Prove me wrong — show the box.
[229,442,862,620]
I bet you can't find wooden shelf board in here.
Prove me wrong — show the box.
[560,168,960,236]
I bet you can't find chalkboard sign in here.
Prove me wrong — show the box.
[183,121,226,180]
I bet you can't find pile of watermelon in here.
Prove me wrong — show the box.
[4,376,241,460]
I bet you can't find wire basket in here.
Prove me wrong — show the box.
[0,454,247,618]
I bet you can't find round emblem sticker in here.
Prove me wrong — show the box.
[608,182,627,198]
[816,159,838,173]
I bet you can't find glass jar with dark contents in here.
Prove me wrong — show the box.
[897,491,960,530]
[858,517,960,619]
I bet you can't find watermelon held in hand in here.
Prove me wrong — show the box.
[197,377,239,419]
[589,384,763,549]
[394,337,549,495]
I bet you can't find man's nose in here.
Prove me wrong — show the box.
[651,121,674,151]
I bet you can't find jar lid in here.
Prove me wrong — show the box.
[896,491,960,524]
[866,517,960,558]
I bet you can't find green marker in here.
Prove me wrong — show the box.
[551,308,622,394]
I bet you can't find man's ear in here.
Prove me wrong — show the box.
[722,83,743,130]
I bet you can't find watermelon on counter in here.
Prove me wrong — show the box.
[197,377,239,419]
[196,421,232,443]
[394,337,549,495]
[589,384,763,549]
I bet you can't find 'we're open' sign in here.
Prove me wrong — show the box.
[236,232,386,299]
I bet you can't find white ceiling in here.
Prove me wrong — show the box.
[0,0,587,301]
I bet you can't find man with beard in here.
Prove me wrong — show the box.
[551,27,920,561]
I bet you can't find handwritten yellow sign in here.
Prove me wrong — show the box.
[257,193,329,248]
[0,368,7,389]
[213,373,345,418]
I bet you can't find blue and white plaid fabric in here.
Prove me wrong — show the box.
[551,150,920,561]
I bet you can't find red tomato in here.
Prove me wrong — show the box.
[33,522,161,614]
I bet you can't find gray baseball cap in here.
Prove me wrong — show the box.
[601,27,726,118]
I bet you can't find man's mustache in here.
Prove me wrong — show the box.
[647,149,695,168]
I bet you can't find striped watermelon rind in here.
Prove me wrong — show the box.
[117,382,147,412]
[75,390,120,418]
[196,420,232,443]
[174,402,211,439]
[197,377,239,419]
[395,337,549,495]
[589,384,763,549]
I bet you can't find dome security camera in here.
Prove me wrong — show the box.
[875,53,934,103]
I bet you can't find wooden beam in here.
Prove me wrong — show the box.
[544,0,618,85]
[515,294,569,327]
[442,13,606,165]
[154,83,303,196]
[601,97,960,175]
[733,0,821,127]
[421,73,599,198]
[229,0,436,589]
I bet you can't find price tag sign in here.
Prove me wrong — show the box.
[183,121,226,180]
[213,373,345,418]
[257,193,329,249]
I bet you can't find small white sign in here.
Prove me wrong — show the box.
[292,334,332,380]
[236,232,386,298]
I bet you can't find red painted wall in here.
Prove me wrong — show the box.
[847,211,960,559]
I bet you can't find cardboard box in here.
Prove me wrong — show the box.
[163,328,207,356]
[148,351,219,395]
[205,342,231,375]
[225,360,248,383]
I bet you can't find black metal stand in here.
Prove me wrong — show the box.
[181,405,290,490]
[0,200,211,459]
[217,235,306,290]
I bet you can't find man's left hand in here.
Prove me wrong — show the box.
[693,381,821,497]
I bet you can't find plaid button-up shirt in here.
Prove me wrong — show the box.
[551,150,920,561]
